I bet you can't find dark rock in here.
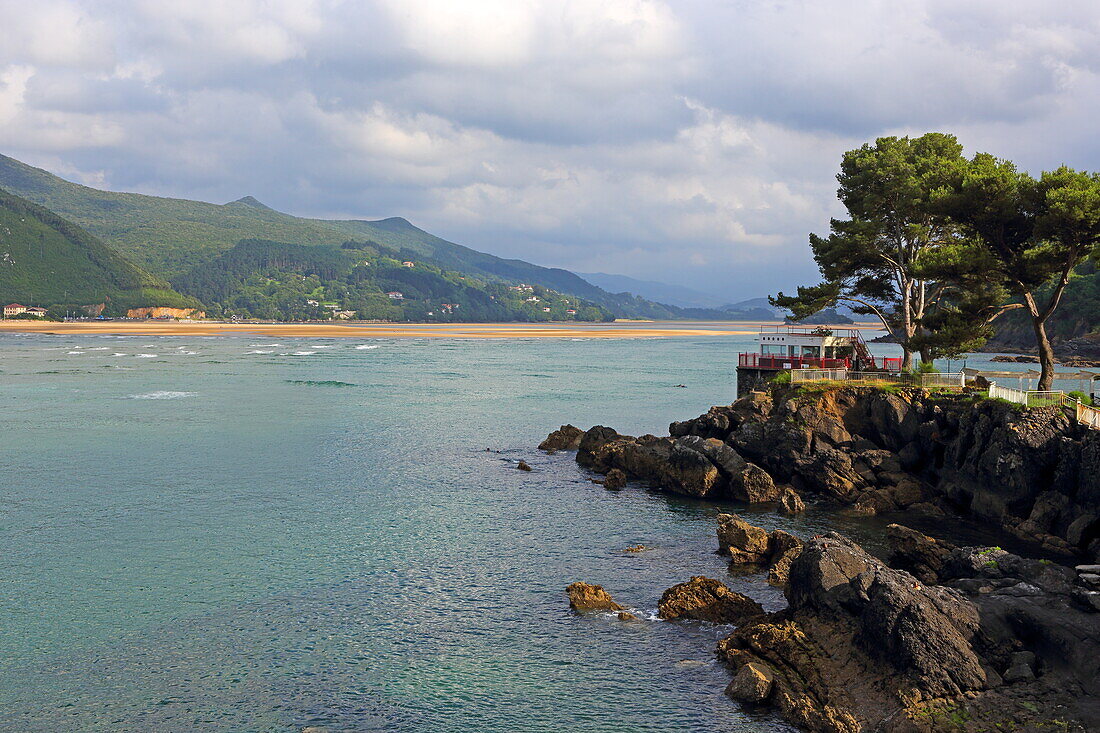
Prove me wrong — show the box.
[717,513,770,564]
[602,468,627,489]
[1003,663,1035,683]
[576,425,631,468]
[725,662,774,703]
[539,424,584,452]
[616,611,638,621]
[777,486,805,514]
[885,523,953,584]
[657,576,764,624]
[736,463,781,502]
[566,582,624,612]
[516,460,533,471]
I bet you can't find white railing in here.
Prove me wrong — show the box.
[1078,402,1100,430]
[790,369,965,388]
[988,381,1099,430]
[988,382,1028,404]
[790,368,847,383]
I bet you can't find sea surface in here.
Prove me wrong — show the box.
[0,330,1058,732]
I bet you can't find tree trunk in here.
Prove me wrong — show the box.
[900,346,913,371]
[1033,316,1056,391]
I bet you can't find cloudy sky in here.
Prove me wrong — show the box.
[2,1,1099,299]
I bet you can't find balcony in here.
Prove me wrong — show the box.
[738,353,904,371]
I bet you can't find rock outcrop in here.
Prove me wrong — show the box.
[718,531,1100,731]
[566,582,624,612]
[658,576,764,624]
[717,514,804,588]
[539,424,584,453]
[561,383,1100,561]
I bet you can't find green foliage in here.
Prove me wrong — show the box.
[0,187,198,311]
[771,371,791,384]
[171,240,614,322]
[1067,391,1092,406]
[772,133,996,364]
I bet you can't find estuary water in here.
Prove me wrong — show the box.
[0,331,1034,732]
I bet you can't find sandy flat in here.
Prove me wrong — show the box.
[0,320,880,339]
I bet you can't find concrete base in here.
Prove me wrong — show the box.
[736,367,781,397]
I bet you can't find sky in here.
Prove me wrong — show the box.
[2,1,1100,300]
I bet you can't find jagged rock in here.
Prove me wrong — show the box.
[603,468,627,489]
[736,463,781,502]
[657,576,764,624]
[766,532,803,589]
[885,523,953,584]
[717,513,770,563]
[576,426,631,468]
[566,582,624,612]
[725,662,774,703]
[616,611,637,621]
[1003,664,1035,683]
[516,460,533,471]
[539,424,584,452]
[777,486,805,514]
[719,533,994,731]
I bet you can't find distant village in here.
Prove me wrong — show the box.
[3,303,48,318]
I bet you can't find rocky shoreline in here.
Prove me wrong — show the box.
[545,382,1100,731]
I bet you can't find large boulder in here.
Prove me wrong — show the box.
[566,582,624,612]
[539,424,584,452]
[885,523,953,584]
[658,576,764,624]
[576,426,632,468]
[778,486,806,514]
[717,513,771,564]
[725,661,775,703]
[720,533,994,732]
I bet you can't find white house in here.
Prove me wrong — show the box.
[386,291,404,300]
[3,303,27,317]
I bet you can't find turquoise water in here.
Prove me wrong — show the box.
[0,332,1043,732]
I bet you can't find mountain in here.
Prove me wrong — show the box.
[0,187,197,313]
[0,153,683,318]
[171,239,612,322]
[576,272,728,309]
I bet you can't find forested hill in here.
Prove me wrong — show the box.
[0,153,749,320]
[0,187,198,314]
[171,239,613,322]
[986,262,1100,351]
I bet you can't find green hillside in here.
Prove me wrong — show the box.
[172,239,612,322]
[0,153,720,319]
[0,187,198,313]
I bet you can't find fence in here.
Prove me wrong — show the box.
[1077,401,1100,430]
[790,369,965,388]
[988,381,1100,430]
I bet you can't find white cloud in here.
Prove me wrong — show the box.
[1,0,1099,296]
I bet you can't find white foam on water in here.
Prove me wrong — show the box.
[355,344,381,350]
[249,343,280,347]
[314,345,335,348]
[130,391,197,400]
[88,347,109,351]
[291,351,317,356]
[246,350,273,354]
[67,351,83,355]
[135,354,158,358]
[112,353,128,357]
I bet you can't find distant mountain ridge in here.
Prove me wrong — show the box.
[0,153,696,318]
[576,271,727,309]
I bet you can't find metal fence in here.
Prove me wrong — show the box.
[790,369,965,388]
[790,368,847,383]
[1077,402,1100,430]
[988,381,1099,430]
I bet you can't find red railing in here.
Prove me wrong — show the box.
[738,353,905,371]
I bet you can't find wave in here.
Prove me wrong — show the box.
[355,344,381,350]
[285,380,357,387]
[130,391,197,400]
[246,350,274,354]
[290,351,316,356]
[67,351,83,355]
[249,343,280,347]
[135,354,158,358]
[112,353,128,357]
